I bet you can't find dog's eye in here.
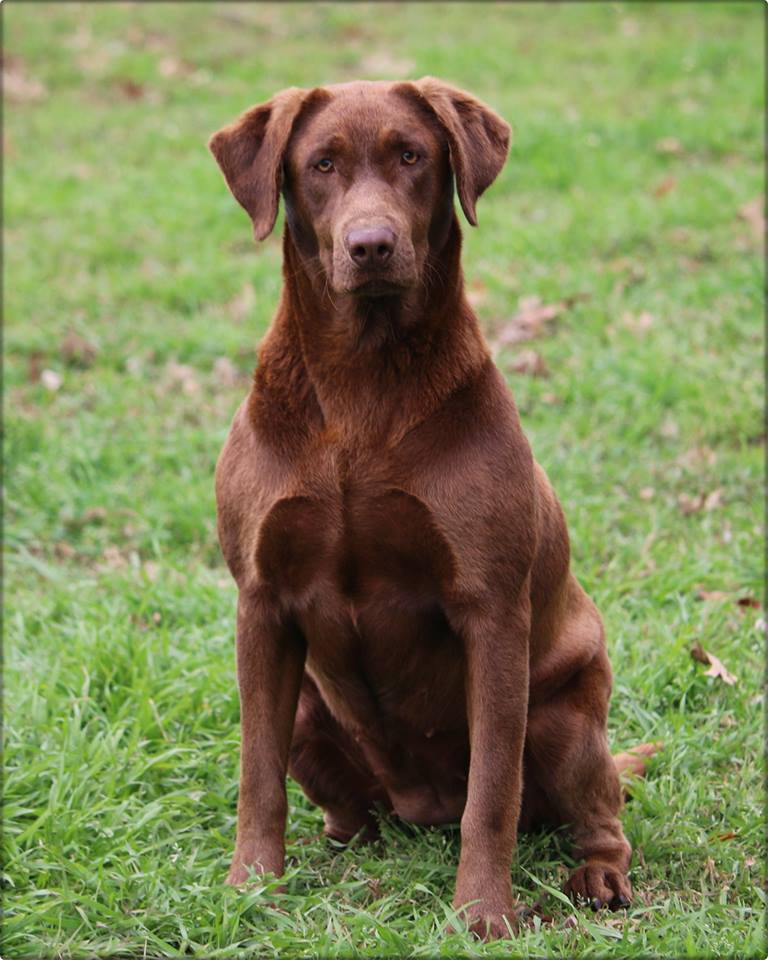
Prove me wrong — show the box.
[314,158,334,173]
[401,150,419,165]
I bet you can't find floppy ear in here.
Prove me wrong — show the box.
[208,87,315,241]
[408,77,511,226]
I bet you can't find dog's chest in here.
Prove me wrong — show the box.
[255,482,455,605]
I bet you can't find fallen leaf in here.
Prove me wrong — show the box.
[614,741,664,780]
[678,489,723,515]
[697,589,729,603]
[492,293,588,350]
[358,51,415,77]
[622,310,655,335]
[717,831,737,842]
[26,351,45,383]
[102,545,128,569]
[738,197,764,243]
[655,137,684,156]
[3,57,47,103]
[80,506,107,524]
[466,279,489,308]
[653,176,677,199]
[508,349,550,378]
[367,878,382,899]
[660,417,679,439]
[737,596,760,609]
[227,282,256,322]
[639,486,655,500]
[115,79,146,100]
[61,331,98,368]
[164,360,200,395]
[678,446,717,469]
[703,488,723,511]
[40,369,62,392]
[690,641,737,685]
[213,356,240,387]
[157,56,193,78]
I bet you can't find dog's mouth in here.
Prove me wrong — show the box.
[349,278,410,298]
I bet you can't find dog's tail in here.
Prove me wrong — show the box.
[613,741,663,796]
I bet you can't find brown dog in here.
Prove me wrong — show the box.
[209,77,631,940]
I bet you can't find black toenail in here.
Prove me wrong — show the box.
[591,898,604,911]
[617,895,630,907]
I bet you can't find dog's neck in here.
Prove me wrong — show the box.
[250,215,489,450]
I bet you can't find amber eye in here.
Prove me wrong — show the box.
[315,158,334,173]
[401,150,419,165]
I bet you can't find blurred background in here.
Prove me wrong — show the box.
[5,3,764,957]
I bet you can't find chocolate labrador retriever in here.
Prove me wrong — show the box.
[209,77,632,939]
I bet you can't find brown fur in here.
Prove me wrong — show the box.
[209,77,632,940]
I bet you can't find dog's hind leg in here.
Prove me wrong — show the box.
[289,674,389,843]
[526,603,632,910]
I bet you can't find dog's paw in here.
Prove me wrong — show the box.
[226,844,284,887]
[448,899,525,940]
[565,862,632,911]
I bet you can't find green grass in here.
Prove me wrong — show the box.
[3,2,764,957]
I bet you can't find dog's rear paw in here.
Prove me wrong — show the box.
[323,810,380,845]
[565,862,631,911]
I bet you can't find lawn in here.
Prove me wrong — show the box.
[3,2,764,957]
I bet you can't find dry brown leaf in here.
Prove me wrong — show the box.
[678,488,723,515]
[653,176,677,199]
[158,56,193,78]
[737,596,760,609]
[738,197,764,243]
[358,51,415,77]
[80,506,107,525]
[655,137,684,156]
[3,57,47,103]
[703,489,723,511]
[227,282,256,322]
[164,361,200,395]
[717,831,737,842]
[492,293,588,350]
[622,310,655,335]
[61,331,98,368]
[660,417,679,439]
[678,446,717,469]
[213,356,240,387]
[508,349,550,378]
[614,741,663,781]
[115,79,146,100]
[691,641,737,685]
[26,351,45,383]
[697,589,729,603]
[54,542,76,560]
[466,280,489,308]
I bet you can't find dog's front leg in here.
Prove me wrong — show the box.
[451,600,530,940]
[227,591,305,885]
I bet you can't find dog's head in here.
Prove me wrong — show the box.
[209,79,510,299]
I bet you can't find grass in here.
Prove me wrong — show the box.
[3,2,764,957]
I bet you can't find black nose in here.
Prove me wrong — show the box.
[346,226,396,266]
